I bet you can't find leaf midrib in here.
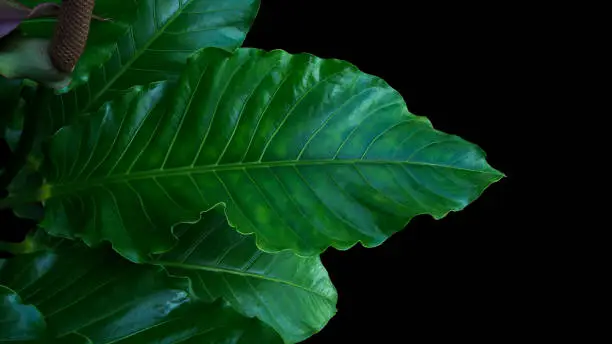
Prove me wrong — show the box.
[49,159,500,194]
[157,261,334,302]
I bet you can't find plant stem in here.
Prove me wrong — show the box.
[0,85,47,191]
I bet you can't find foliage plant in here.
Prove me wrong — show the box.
[0,0,504,342]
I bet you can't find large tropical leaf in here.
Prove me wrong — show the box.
[0,232,283,343]
[24,0,260,135]
[152,206,337,343]
[0,284,45,341]
[38,47,504,262]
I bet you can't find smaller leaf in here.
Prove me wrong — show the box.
[0,284,46,341]
[6,162,45,220]
[112,301,283,344]
[0,233,41,254]
[0,231,284,343]
[153,206,338,343]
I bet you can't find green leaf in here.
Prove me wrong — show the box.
[6,164,44,221]
[0,233,283,343]
[111,302,284,344]
[0,76,22,141]
[33,0,261,135]
[0,238,188,341]
[0,87,45,221]
[43,333,92,344]
[152,206,337,343]
[39,47,503,262]
[0,285,45,341]
[0,76,21,118]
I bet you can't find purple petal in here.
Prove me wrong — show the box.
[0,0,30,20]
[0,20,19,38]
[0,1,60,39]
[28,3,60,19]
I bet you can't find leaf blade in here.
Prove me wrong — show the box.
[0,232,283,343]
[152,207,337,343]
[0,284,46,341]
[40,47,503,261]
[32,0,260,135]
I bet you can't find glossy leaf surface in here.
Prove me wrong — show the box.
[0,284,45,341]
[152,207,337,343]
[40,47,503,261]
[30,0,260,135]
[0,233,283,343]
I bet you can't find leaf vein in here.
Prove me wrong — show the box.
[331,101,404,159]
[259,69,349,161]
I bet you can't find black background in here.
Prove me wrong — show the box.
[243,1,524,342]
[0,0,531,341]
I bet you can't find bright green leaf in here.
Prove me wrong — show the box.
[32,0,260,135]
[0,233,283,343]
[0,285,45,341]
[152,206,337,343]
[39,47,503,262]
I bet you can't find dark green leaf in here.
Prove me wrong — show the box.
[0,284,45,341]
[0,91,44,221]
[110,301,284,344]
[0,239,190,341]
[32,0,260,135]
[39,47,503,261]
[6,164,44,220]
[0,76,21,119]
[0,233,283,343]
[152,206,337,343]
[0,76,22,142]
